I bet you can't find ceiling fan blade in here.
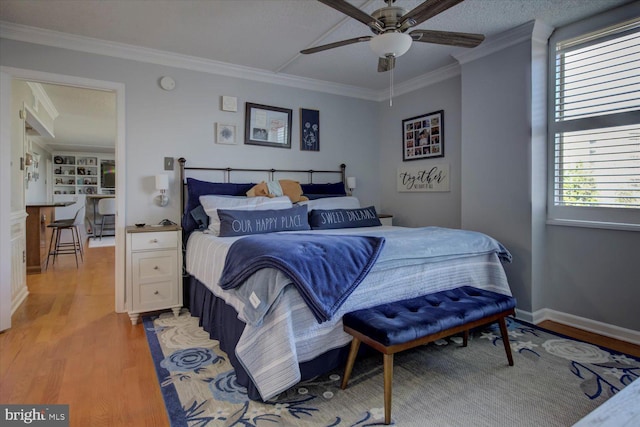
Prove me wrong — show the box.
[378,56,396,73]
[400,0,465,29]
[318,0,384,32]
[410,29,484,48]
[301,36,372,54]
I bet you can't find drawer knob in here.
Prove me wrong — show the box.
[154,266,159,270]
[150,239,159,243]
[154,291,159,295]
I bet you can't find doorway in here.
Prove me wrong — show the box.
[0,66,127,331]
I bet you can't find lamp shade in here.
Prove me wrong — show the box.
[347,176,357,190]
[155,174,169,191]
[369,32,412,58]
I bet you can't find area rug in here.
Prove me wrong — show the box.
[143,311,639,426]
[87,236,115,248]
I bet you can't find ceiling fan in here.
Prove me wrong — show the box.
[301,0,485,72]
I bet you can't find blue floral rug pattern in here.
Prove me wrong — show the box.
[144,311,639,426]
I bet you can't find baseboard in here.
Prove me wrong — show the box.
[515,308,640,346]
[11,286,28,315]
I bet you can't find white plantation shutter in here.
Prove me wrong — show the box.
[555,26,640,121]
[549,17,640,228]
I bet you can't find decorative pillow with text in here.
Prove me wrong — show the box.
[218,205,310,237]
[200,195,292,236]
[309,206,381,230]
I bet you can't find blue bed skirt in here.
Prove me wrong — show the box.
[186,275,352,401]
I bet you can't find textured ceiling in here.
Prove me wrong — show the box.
[0,0,634,151]
[1,0,634,90]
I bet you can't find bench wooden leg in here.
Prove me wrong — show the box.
[383,353,393,425]
[498,317,514,366]
[463,329,469,347]
[341,337,361,389]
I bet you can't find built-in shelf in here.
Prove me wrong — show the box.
[53,153,113,196]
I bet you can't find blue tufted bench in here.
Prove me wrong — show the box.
[340,286,516,425]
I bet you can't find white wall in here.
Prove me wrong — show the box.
[544,226,640,330]
[24,141,51,205]
[377,76,462,229]
[0,38,380,228]
[459,40,536,312]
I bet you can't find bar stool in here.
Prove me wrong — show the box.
[46,206,84,269]
[97,198,116,239]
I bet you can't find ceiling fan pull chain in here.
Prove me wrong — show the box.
[389,57,394,107]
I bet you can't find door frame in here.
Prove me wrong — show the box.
[0,70,12,331]
[0,65,127,315]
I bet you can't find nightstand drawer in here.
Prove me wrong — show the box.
[131,231,177,251]
[135,252,177,281]
[136,280,176,308]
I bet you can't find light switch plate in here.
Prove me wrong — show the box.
[164,157,174,171]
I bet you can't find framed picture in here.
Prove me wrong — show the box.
[216,123,237,145]
[244,102,292,148]
[402,110,444,161]
[300,108,320,151]
[221,95,238,112]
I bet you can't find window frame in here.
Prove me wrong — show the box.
[547,9,640,231]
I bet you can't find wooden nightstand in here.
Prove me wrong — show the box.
[378,214,393,226]
[125,224,182,325]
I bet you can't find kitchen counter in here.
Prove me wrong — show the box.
[26,202,77,273]
[27,202,75,208]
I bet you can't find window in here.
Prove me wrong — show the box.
[548,16,640,229]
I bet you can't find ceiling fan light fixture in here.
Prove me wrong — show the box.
[369,32,412,58]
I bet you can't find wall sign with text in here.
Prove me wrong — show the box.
[397,164,450,192]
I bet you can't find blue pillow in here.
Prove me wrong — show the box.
[303,193,349,200]
[309,206,381,230]
[182,178,255,234]
[218,205,311,237]
[300,182,346,197]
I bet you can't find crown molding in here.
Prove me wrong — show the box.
[0,21,380,101]
[453,19,554,66]
[0,21,495,104]
[47,142,116,153]
[23,104,55,139]
[26,81,59,119]
[531,20,555,45]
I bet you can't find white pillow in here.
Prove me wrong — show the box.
[199,195,292,235]
[298,196,360,211]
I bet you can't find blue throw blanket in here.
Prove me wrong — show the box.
[219,233,386,323]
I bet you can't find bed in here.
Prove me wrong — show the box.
[178,159,513,402]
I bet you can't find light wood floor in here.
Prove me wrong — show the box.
[0,245,169,427]
[1,244,639,427]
